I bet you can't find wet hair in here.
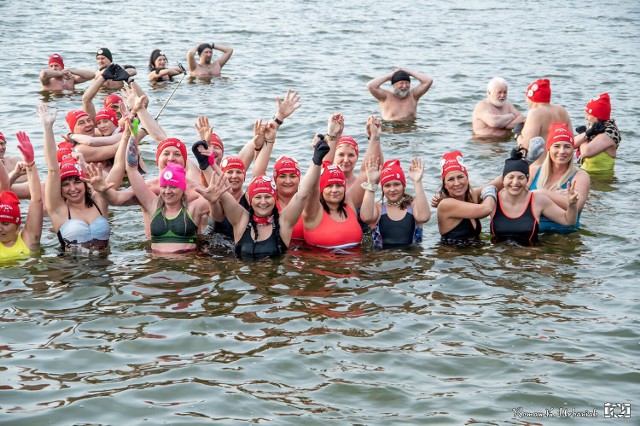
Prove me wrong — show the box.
[197,43,212,56]
[148,49,166,71]
[320,194,347,219]
[62,176,95,208]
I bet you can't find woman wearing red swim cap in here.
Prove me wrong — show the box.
[0,131,42,260]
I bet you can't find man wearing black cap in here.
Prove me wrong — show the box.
[367,67,433,122]
[95,47,137,90]
[186,42,234,77]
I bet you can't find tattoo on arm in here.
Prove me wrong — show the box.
[126,137,139,168]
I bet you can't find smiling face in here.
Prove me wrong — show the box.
[548,141,574,166]
[224,168,246,192]
[393,80,411,98]
[157,146,186,170]
[275,172,300,199]
[74,115,95,136]
[382,180,405,203]
[251,193,276,217]
[335,145,358,175]
[61,176,86,202]
[96,118,116,137]
[160,184,184,205]
[503,172,528,195]
[154,55,168,69]
[443,171,469,200]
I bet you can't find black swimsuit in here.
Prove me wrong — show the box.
[491,192,539,245]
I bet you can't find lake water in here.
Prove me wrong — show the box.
[1,0,638,424]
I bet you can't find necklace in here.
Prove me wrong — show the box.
[386,196,405,207]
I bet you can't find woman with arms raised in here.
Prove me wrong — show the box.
[40,105,112,254]
[0,132,42,260]
[360,157,430,249]
[207,140,329,259]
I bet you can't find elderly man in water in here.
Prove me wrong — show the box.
[186,42,234,77]
[367,67,433,122]
[472,77,524,139]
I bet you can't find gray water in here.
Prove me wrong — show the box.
[1,0,638,424]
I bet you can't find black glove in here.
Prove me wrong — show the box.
[102,63,130,81]
[585,122,606,139]
[513,122,524,139]
[312,140,330,166]
[575,125,587,134]
[192,140,212,170]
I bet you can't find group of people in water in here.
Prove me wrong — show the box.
[0,43,622,261]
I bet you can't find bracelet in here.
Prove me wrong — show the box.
[272,116,283,125]
[25,161,35,168]
[254,146,263,152]
[325,134,337,141]
[371,136,380,141]
[361,182,378,192]
[265,139,274,144]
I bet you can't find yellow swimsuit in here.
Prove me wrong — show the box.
[0,234,31,260]
[581,151,615,174]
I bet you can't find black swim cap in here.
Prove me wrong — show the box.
[502,147,530,178]
[96,47,113,62]
[391,70,411,85]
[197,43,212,55]
[148,49,165,70]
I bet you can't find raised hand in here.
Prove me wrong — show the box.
[365,156,381,184]
[192,140,214,170]
[312,139,330,166]
[195,172,232,204]
[276,89,301,121]
[327,113,344,137]
[263,120,278,143]
[366,115,382,140]
[407,157,423,183]
[567,179,579,206]
[81,163,114,193]
[15,131,34,164]
[36,104,57,127]
[253,118,265,151]
[195,116,213,143]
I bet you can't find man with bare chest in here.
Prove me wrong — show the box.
[367,68,433,122]
[472,77,523,139]
[186,42,234,78]
[39,54,94,92]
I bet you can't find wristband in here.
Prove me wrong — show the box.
[325,134,337,141]
[361,182,378,192]
[272,116,283,125]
